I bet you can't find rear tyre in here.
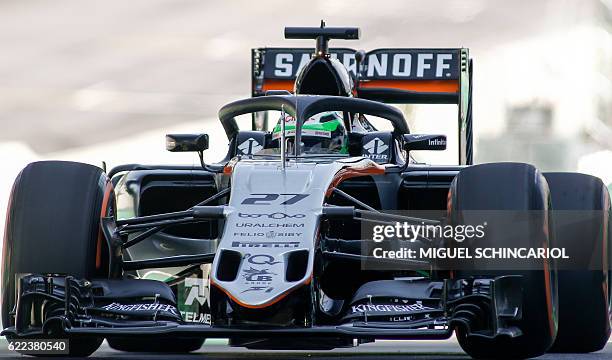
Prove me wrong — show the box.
[107,337,204,353]
[2,161,113,357]
[449,163,558,359]
[545,172,611,353]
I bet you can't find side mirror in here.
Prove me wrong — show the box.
[402,134,446,152]
[165,134,209,152]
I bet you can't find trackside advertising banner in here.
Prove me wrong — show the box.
[357,210,610,271]
[261,48,461,80]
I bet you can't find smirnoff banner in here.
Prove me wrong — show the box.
[260,48,461,81]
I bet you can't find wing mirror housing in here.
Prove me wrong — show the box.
[165,134,209,152]
[402,134,447,152]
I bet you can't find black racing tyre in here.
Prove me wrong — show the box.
[448,163,558,359]
[544,172,611,353]
[107,337,204,353]
[2,161,113,357]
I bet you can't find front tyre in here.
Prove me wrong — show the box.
[2,161,114,357]
[545,172,611,353]
[449,163,558,359]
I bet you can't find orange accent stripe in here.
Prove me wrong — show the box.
[541,223,556,339]
[211,276,312,309]
[326,162,385,197]
[260,80,294,93]
[543,257,555,338]
[223,157,239,175]
[96,182,113,271]
[360,79,459,93]
[258,79,459,94]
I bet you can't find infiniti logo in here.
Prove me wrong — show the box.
[428,138,446,146]
[238,212,306,219]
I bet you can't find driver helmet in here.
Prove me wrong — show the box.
[272,111,348,154]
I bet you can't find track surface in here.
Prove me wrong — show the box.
[0,339,610,359]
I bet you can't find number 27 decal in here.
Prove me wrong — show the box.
[241,193,308,205]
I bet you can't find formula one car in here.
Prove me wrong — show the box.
[2,24,611,358]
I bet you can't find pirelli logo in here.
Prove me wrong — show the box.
[232,241,300,248]
[261,48,460,80]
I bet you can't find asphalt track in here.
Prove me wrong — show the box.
[0,338,610,359]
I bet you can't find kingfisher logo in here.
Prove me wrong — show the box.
[363,138,389,160]
[237,138,263,155]
[351,301,433,314]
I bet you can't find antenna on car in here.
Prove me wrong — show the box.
[354,49,366,94]
[316,20,328,56]
[280,104,287,170]
[284,21,360,58]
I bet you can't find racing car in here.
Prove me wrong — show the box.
[2,23,610,359]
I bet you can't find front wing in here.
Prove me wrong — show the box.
[3,274,523,344]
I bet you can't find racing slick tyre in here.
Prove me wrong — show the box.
[448,163,558,359]
[544,172,611,353]
[106,337,204,353]
[2,161,113,357]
